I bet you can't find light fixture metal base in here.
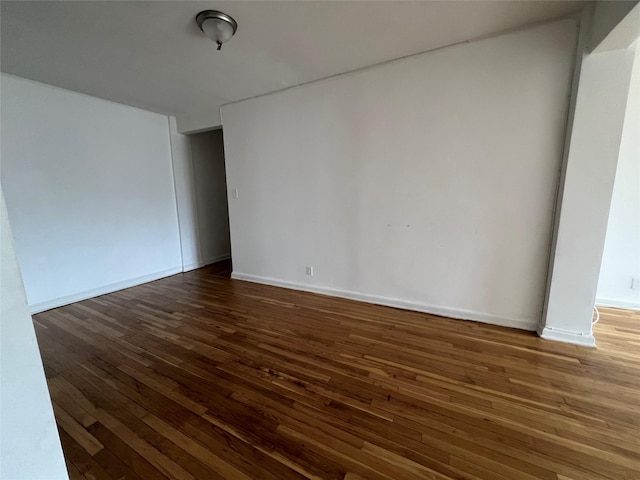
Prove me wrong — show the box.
[196,10,238,49]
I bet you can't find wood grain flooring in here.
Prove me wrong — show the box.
[33,261,640,480]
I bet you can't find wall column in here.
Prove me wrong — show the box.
[541,42,637,345]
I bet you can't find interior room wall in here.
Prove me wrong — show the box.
[0,188,68,480]
[597,43,640,310]
[188,129,232,268]
[221,19,578,331]
[169,116,201,270]
[1,74,183,313]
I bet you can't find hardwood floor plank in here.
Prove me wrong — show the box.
[52,401,104,456]
[58,429,114,480]
[33,261,640,479]
[141,414,253,480]
[88,422,171,480]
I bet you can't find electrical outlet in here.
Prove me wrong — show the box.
[631,277,640,290]
[305,266,314,276]
[232,189,239,199]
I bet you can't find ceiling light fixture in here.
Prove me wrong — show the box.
[196,10,237,50]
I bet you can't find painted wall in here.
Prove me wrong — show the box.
[169,116,201,270]
[189,129,231,267]
[0,189,68,480]
[1,74,182,313]
[597,43,640,310]
[222,19,578,331]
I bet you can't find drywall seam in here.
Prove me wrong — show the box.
[221,13,582,111]
[231,272,539,331]
[29,266,182,314]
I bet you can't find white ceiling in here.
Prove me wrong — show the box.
[1,1,585,118]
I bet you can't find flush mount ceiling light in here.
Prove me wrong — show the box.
[196,10,237,50]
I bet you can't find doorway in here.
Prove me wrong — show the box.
[185,128,232,276]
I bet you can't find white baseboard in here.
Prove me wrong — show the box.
[595,297,640,311]
[183,253,231,272]
[231,272,538,331]
[29,266,183,314]
[537,325,596,347]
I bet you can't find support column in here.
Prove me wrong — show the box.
[540,41,637,346]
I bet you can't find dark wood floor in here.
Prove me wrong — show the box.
[33,261,640,480]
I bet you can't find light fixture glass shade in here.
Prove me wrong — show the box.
[201,18,235,44]
[196,10,237,50]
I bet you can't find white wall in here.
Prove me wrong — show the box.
[0,189,68,480]
[189,129,231,267]
[1,74,182,313]
[222,19,578,331]
[169,116,201,269]
[597,43,640,310]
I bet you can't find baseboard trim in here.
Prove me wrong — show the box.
[595,297,640,311]
[183,254,231,272]
[29,266,183,314]
[231,272,538,331]
[537,325,596,347]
